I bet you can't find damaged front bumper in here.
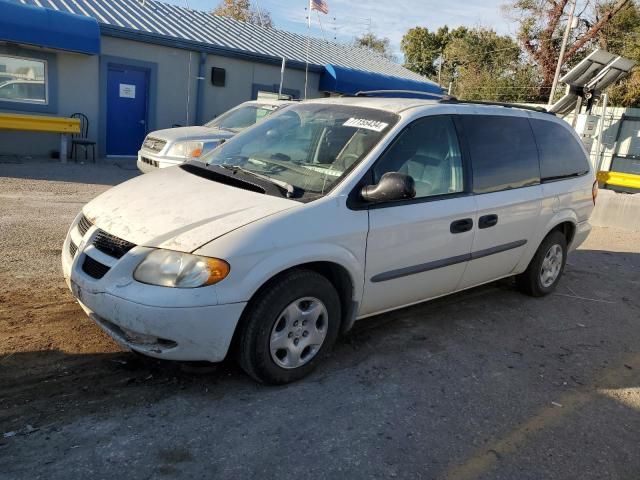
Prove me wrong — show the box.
[61,214,246,362]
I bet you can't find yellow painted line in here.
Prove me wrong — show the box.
[0,113,80,134]
[443,354,640,480]
[597,170,640,190]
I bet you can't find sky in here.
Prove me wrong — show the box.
[165,0,517,59]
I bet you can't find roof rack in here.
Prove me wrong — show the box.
[352,90,553,115]
[354,90,454,100]
[439,98,553,114]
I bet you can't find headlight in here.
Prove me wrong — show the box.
[166,141,205,159]
[134,250,230,288]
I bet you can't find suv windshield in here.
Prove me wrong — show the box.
[202,103,398,195]
[205,104,280,133]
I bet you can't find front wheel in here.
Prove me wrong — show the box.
[237,270,341,384]
[516,231,567,297]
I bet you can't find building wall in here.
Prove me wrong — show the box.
[0,35,324,159]
[200,54,322,122]
[101,36,199,132]
[0,45,98,157]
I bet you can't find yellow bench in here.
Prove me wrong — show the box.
[0,113,81,163]
[597,170,640,191]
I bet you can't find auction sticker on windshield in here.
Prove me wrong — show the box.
[343,118,389,132]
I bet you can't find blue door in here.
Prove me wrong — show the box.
[106,65,149,156]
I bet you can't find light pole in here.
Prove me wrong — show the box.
[548,0,578,106]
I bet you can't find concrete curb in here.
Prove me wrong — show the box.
[590,189,640,232]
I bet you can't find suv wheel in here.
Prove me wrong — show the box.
[516,230,567,297]
[237,269,341,384]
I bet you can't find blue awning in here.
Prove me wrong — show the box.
[0,1,100,55]
[319,64,443,98]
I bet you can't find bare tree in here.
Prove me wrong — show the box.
[211,0,273,28]
[507,0,630,97]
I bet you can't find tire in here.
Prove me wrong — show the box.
[516,230,567,297]
[236,269,341,385]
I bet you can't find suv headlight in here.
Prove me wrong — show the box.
[134,250,230,288]
[166,141,205,159]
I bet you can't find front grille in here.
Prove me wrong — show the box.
[141,157,159,168]
[142,137,166,153]
[93,230,136,259]
[69,241,78,258]
[77,214,92,237]
[82,256,110,279]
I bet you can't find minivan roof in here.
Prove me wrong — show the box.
[303,96,554,119]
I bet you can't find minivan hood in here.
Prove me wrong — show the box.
[150,126,235,143]
[83,166,298,252]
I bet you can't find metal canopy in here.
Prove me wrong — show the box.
[0,1,100,55]
[319,64,443,97]
[550,49,636,116]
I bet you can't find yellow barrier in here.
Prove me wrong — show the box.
[0,113,80,134]
[598,170,640,190]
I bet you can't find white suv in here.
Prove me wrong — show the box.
[62,97,596,384]
[137,100,293,173]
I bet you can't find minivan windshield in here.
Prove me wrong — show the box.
[202,104,398,195]
[204,103,280,133]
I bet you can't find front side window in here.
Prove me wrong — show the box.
[373,115,464,199]
[530,119,590,180]
[205,104,280,133]
[0,55,47,104]
[203,104,398,195]
[461,115,540,194]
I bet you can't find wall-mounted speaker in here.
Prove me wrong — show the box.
[211,67,226,87]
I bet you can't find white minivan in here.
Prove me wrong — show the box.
[62,97,596,384]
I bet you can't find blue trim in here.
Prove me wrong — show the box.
[0,0,100,55]
[100,25,324,74]
[195,52,206,125]
[320,64,443,96]
[99,55,157,156]
[0,45,58,114]
[251,83,301,100]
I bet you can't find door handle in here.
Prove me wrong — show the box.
[479,214,499,229]
[450,218,473,234]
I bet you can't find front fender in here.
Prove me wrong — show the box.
[210,242,365,306]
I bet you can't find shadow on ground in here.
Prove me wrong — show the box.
[0,160,139,186]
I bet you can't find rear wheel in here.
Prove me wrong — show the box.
[237,270,341,384]
[516,231,567,297]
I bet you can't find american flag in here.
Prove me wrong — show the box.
[310,0,329,14]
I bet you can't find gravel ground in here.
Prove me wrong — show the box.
[1,162,639,480]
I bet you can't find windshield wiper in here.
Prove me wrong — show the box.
[217,164,301,198]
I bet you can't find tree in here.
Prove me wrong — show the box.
[401,26,466,78]
[443,28,539,102]
[402,26,539,102]
[505,0,631,99]
[211,0,273,28]
[354,33,396,61]
[596,1,640,106]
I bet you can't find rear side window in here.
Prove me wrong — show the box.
[461,115,540,194]
[530,119,590,181]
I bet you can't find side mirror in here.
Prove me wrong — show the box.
[361,172,416,203]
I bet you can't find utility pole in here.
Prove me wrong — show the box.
[548,0,577,106]
[438,48,444,86]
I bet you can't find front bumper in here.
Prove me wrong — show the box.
[62,215,246,362]
[137,150,186,173]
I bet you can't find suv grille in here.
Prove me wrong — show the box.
[93,230,136,259]
[69,241,78,258]
[82,256,110,279]
[77,214,92,237]
[142,137,166,153]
